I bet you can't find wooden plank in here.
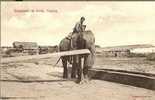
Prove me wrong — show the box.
[1,49,90,63]
[92,68,155,77]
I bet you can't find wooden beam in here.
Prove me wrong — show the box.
[1,49,90,63]
[89,68,155,90]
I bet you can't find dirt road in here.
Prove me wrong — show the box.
[1,57,155,100]
[1,80,155,100]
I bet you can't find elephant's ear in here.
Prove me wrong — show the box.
[82,30,95,45]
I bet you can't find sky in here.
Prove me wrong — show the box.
[1,1,155,47]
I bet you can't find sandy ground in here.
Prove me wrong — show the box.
[1,57,155,100]
[1,80,155,100]
[95,56,155,74]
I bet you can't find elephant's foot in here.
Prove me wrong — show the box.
[77,75,90,84]
[79,79,85,84]
[76,79,83,84]
[84,75,90,81]
[83,78,90,84]
[76,76,90,84]
[76,78,89,84]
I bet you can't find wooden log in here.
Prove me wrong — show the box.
[1,49,90,63]
[89,68,155,90]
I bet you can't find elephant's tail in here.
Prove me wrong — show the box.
[54,57,61,67]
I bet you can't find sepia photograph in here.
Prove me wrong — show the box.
[1,1,155,100]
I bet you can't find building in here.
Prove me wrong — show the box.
[130,47,155,54]
[12,41,39,55]
[102,48,130,57]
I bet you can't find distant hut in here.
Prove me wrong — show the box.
[12,41,39,55]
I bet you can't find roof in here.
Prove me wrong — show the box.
[13,41,38,49]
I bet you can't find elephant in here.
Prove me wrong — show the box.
[59,37,72,78]
[59,30,95,83]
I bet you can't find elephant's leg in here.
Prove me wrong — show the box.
[77,57,82,80]
[83,66,90,79]
[71,56,77,78]
[83,55,92,83]
[69,56,73,64]
[81,65,91,84]
[77,56,85,84]
[62,57,68,78]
